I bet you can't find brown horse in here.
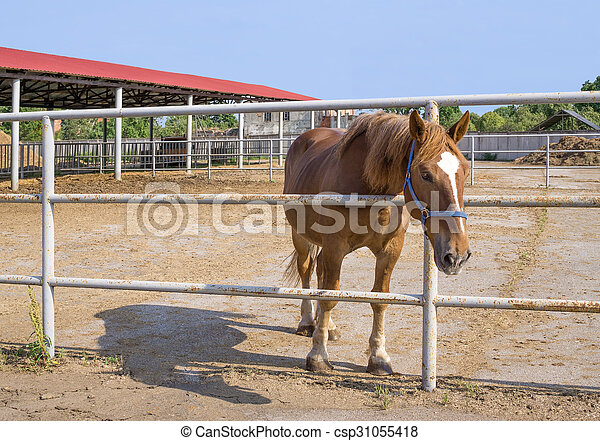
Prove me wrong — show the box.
[283,110,471,375]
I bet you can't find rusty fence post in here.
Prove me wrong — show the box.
[41,116,56,358]
[422,100,439,391]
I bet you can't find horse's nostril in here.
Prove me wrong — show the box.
[443,252,456,267]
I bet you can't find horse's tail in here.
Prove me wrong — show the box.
[283,243,320,287]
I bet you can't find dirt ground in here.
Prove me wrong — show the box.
[0,166,599,421]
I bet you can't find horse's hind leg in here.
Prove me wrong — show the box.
[292,231,318,336]
[306,246,345,372]
[367,233,405,376]
[315,251,341,341]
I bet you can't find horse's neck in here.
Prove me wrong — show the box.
[361,139,411,195]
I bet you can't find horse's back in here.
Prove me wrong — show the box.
[284,128,345,194]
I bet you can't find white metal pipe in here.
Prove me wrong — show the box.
[5,193,600,208]
[465,132,600,138]
[186,95,193,174]
[0,194,41,203]
[422,100,439,392]
[1,273,598,313]
[435,295,600,313]
[0,274,43,285]
[46,193,407,205]
[41,116,55,358]
[463,195,600,208]
[10,79,20,191]
[114,87,123,181]
[3,91,600,122]
[310,110,315,130]
[336,110,341,128]
[50,276,423,305]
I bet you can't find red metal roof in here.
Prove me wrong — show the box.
[0,46,317,101]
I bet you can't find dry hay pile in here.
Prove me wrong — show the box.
[0,130,10,144]
[0,130,10,169]
[515,136,600,166]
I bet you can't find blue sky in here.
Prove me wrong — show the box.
[3,0,599,115]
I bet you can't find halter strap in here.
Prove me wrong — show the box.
[403,141,468,229]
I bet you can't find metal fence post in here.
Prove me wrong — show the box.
[278,112,284,167]
[207,140,212,180]
[186,95,193,174]
[99,142,104,174]
[19,143,24,179]
[10,78,20,191]
[470,136,475,186]
[114,87,123,181]
[41,116,55,358]
[151,140,156,177]
[238,113,244,169]
[546,135,550,188]
[422,100,439,391]
[269,139,273,181]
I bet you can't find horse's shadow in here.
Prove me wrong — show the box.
[94,304,363,405]
[93,304,600,406]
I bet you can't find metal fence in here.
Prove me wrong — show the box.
[2,132,599,188]
[1,92,600,392]
[460,132,600,187]
[0,138,295,178]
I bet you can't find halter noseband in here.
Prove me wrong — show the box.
[403,141,468,229]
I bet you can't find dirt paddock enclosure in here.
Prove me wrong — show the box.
[0,165,599,421]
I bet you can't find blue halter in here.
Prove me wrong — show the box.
[403,141,468,229]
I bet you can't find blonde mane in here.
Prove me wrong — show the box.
[336,111,463,192]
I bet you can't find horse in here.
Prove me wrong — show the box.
[282,109,472,375]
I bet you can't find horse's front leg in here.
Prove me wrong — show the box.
[306,246,344,372]
[367,233,405,375]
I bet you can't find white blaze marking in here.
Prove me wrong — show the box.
[437,152,464,232]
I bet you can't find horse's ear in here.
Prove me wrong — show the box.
[448,111,470,143]
[409,110,427,144]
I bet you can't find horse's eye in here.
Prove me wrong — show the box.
[421,172,433,182]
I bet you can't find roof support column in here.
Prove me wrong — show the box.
[310,110,315,130]
[238,113,244,169]
[186,95,193,174]
[114,87,123,181]
[336,110,341,129]
[10,79,20,191]
[278,112,283,166]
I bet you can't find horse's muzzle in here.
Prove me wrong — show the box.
[436,249,471,275]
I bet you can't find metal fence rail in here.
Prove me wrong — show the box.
[0,93,600,392]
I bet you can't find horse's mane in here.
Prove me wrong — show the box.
[336,111,462,192]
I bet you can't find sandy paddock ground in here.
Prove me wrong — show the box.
[0,164,599,420]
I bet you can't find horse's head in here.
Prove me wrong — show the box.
[405,110,471,275]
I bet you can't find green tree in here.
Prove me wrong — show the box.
[383,107,424,116]
[468,112,480,132]
[439,106,463,129]
[479,112,506,132]
[575,76,600,113]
